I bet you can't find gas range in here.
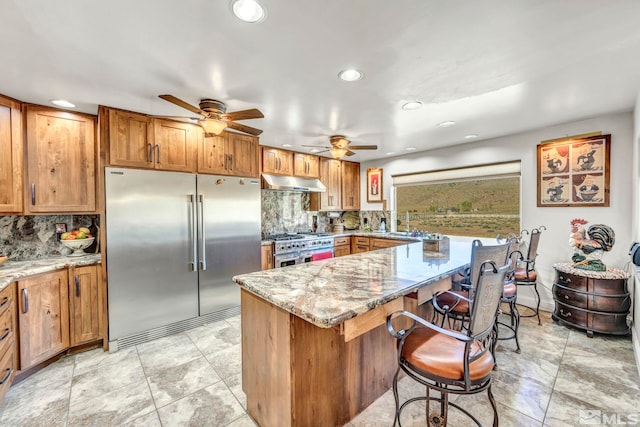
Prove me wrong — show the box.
[267,233,334,255]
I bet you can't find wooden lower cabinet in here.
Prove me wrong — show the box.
[17,270,70,370]
[261,244,274,270]
[370,238,408,250]
[0,283,17,403]
[334,236,351,257]
[69,265,103,346]
[352,236,370,254]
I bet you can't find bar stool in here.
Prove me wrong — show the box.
[387,261,510,427]
[515,227,545,325]
[496,237,524,353]
[432,240,510,331]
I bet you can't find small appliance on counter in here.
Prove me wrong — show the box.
[379,217,387,232]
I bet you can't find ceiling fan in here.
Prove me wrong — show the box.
[303,135,378,159]
[157,94,264,136]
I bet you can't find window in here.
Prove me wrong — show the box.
[393,162,520,238]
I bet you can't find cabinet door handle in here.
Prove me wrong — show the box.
[559,309,571,317]
[0,368,12,385]
[22,288,28,314]
[0,296,8,309]
[0,328,10,342]
[229,154,233,171]
[75,275,80,297]
[31,184,36,205]
[148,143,154,162]
[156,144,161,164]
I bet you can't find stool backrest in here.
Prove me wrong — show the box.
[469,261,510,338]
[468,240,511,294]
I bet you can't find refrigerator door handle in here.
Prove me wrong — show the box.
[189,194,197,271]
[198,194,207,271]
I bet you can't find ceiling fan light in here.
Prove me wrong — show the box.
[329,147,348,159]
[199,118,227,135]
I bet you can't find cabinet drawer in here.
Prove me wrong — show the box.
[334,237,350,246]
[554,301,588,326]
[554,301,630,335]
[591,278,627,295]
[553,284,588,309]
[0,284,16,361]
[555,271,587,290]
[354,237,370,246]
[0,341,16,403]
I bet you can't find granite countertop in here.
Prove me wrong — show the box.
[553,262,630,279]
[0,254,102,291]
[261,231,431,244]
[234,236,492,328]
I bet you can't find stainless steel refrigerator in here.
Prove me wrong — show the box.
[105,167,261,349]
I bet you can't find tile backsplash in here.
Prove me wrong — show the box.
[260,190,390,238]
[0,215,99,260]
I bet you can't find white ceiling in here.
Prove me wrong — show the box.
[3,0,640,162]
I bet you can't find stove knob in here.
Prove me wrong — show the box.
[287,244,291,250]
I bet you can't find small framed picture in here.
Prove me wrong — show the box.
[367,168,383,203]
[55,223,67,234]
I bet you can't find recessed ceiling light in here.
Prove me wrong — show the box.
[338,69,363,82]
[386,152,395,156]
[464,134,479,139]
[231,0,266,23]
[402,101,423,110]
[438,121,456,128]
[51,99,75,108]
[406,147,417,151]
[282,144,292,148]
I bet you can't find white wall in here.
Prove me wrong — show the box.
[361,111,634,312]
[633,92,640,371]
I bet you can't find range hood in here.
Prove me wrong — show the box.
[261,174,326,192]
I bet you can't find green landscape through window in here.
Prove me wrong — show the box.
[396,177,520,238]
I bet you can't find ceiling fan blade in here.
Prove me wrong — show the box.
[151,115,200,120]
[301,144,330,148]
[223,109,264,121]
[227,121,263,136]
[345,150,356,156]
[347,145,378,150]
[159,95,207,116]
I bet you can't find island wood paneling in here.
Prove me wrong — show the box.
[241,290,292,427]
[242,289,404,427]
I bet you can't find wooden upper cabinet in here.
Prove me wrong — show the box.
[319,158,342,210]
[108,109,153,168]
[152,119,197,173]
[18,270,70,370]
[262,147,293,175]
[24,105,96,213]
[0,95,23,213]
[341,161,360,210]
[293,153,319,178]
[198,131,259,178]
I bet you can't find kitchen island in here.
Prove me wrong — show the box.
[233,236,485,427]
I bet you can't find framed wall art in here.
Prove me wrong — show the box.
[537,133,610,207]
[366,168,383,203]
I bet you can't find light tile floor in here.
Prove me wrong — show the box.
[0,310,637,426]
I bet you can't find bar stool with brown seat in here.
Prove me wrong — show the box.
[496,237,524,353]
[515,227,545,325]
[387,261,510,427]
[432,240,510,331]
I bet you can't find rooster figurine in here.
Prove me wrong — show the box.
[569,218,615,271]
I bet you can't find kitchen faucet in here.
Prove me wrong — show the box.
[405,211,410,232]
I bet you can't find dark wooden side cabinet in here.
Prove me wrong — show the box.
[552,263,630,337]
